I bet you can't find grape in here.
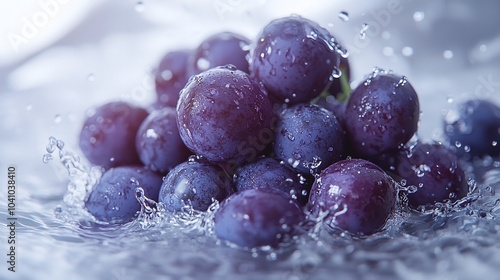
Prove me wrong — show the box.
[158,160,234,212]
[79,101,148,169]
[308,158,396,235]
[136,108,191,173]
[392,143,469,208]
[189,32,250,75]
[344,69,420,159]
[249,16,344,104]
[85,166,162,223]
[273,104,345,174]
[443,99,500,159]
[234,157,310,206]
[155,49,192,108]
[177,66,274,164]
[214,188,304,248]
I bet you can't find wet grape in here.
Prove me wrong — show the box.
[309,158,396,235]
[158,160,234,212]
[214,188,304,248]
[250,16,343,104]
[85,166,163,223]
[136,107,191,173]
[79,101,148,169]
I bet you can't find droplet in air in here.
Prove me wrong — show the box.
[338,11,349,22]
[26,104,33,111]
[87,73,95,82]
[54,114,62,123]
[383,47,394,56]
[135,1,145,12]
[402,46,413,57]
[42,154,53,163]
[443,50,454,59]
[413,11,425,22]
[359,23,369,39]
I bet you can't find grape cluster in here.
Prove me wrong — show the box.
[76,15,495,248]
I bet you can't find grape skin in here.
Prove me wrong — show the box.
[250,16,343,104]
[443,99,500,159]
[79,101,148,169]
[234,157,310,206]
[177,66,274,164]
[85,166,163,223]
[344,71,420,159]
[158,160,234,212]
[136,108,191,173]
[189,32,251,75]
[308,158,396,235]
[273,104,345,174]
[214,188,304,248]
[155,49,192,108]
[392,143,469,208]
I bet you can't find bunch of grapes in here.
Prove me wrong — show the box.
[78,15,500,248]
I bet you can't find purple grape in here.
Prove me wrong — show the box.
[135,108,191,173]
[154,49,192,108]
[158,160,234,212]
[250,16,345,104]
[79,101,148,169]
[234,157,310,206]
[214,188,304,248]
[393,143,469,208]
[344,69,420,159]
[177,66,274,164]
[443,99,500,159]
[273,104,345,174]
[85,166,163,223]
[309,158,396,235]
[189,32,250,75]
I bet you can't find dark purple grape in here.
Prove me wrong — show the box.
[393,143,469,208]
[155,49,192,108]
[309,158,396,235]
[158,160,234,212]
[177,66,274,164]
[135,108,191,173]
[443,99,500,159]
[189,32,250,75]
[250,16,345,104]
[214,188,304,248]
[344,69,420,159]
[273,104,345,174]
[79,101,148,169]
[85,166,162,223]
[234,157,310,206]
[314,95,347,127]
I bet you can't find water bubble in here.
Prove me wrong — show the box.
[443,50,454,59]
[413,11,425,22]
[338,11,349,22]
[359,23,369,39]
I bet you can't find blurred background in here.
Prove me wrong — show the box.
[1,0,500,279]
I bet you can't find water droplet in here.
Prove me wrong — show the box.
[443,50,454,59]
[359,23,369,39]
[26,104,33,111]
[161,70,173,81]
[54,114,62,123]
[413,11,425,22]
[135,1,145,12]
[87,73,95,82]
[402,46,413,57]
[492,141,498,147]
[383,47,394,57]
[197,58,210,70]
[42,154,53,163]
[338,11,349,22]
